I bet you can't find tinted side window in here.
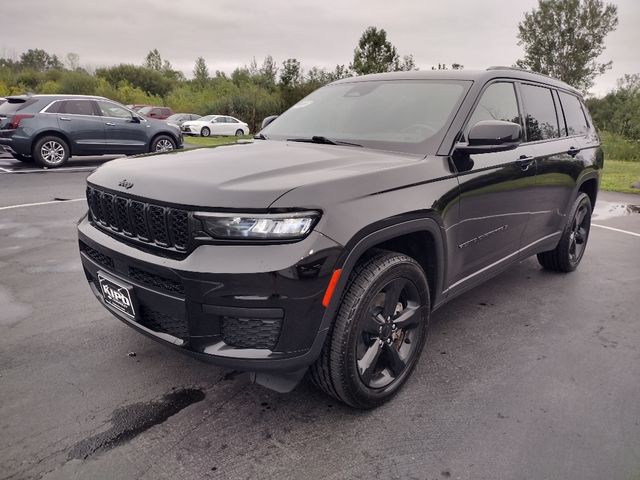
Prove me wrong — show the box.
[466,82,520,138]
[559,91,588,136]
[520,84,559,141]
[61,100,96,116]
[97,101,132,119]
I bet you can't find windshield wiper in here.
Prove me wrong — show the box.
[286,136,363,147]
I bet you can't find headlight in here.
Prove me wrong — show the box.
[196,211,320,240]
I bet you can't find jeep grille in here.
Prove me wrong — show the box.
[86,186,190,252]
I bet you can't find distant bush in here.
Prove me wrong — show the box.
[600,131,640,162]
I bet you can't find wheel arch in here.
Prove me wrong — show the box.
[31,130,74,155]
[324,217,446,322]
[150,131,179,150]
[577,175,599,208]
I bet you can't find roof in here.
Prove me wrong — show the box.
[6,94,109,101]
[331,67,581,96]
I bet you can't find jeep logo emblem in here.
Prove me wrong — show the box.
[118,179,134,189]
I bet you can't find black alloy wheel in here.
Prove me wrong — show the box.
[537,192,592,272]
[310,251,430,409]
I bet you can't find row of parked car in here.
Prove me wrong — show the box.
[127,104,250,137]
[0,94,251,168]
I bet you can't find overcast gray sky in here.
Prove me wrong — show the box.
[1,0,637,96]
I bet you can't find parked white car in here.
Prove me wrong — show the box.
[181,115,249,137]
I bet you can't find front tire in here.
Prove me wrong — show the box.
[200,127,210,137]
[537,192,592,272]
[310,251,430,409]
[33,136,69,168]
[235,129,244,136]
[150,135,176,153]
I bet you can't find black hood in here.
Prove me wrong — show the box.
[87,141,423,209]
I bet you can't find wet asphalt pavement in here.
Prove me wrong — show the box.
[1,157,640,480]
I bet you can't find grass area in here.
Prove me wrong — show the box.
[601,160,640,194]
[184,135,252,147]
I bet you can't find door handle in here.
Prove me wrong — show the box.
[105,122,116,126]
[567,146,580,157]
[515,155,535,171]
[59,117,71,121]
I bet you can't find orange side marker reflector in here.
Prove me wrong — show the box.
[322,269,342,308]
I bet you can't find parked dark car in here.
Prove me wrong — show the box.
[78,68,602,408]
[138,106,173,120]
[166,113,201,126]
[0,95,183,168]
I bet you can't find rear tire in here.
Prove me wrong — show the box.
[537,192,592,272]
[12,154,33,163]
[310,251,430,409]
[33,136,69,168]
[201,127,210,137]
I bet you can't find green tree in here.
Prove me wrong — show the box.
[20,49,61,71]
[144,49,163,71]
[515,0,618,93]
[586,74,640,140]
[96,64,173,97]
[193,57,209,86]
[279,58,302,87]
[259,55,278,88]
[350,27,400,75]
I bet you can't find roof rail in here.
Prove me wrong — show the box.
[487,66,530,73]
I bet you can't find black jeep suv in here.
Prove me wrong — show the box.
[0,95,183,168]
[78,68,602,408]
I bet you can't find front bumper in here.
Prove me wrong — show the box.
[78,216,343,372]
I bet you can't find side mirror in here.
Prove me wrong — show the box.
[261,115,278,129]
[130,115,141,124]
[456,120,522,154]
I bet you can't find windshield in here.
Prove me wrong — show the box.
[263,79,470,154]
[137,106,153,114]
[166,114,182,122]
[198,115,215,122]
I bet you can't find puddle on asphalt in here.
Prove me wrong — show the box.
[592,201,640,220]
[69,388,206,460]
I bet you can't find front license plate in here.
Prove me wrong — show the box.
[98,273,136,319]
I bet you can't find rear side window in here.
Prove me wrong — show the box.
[559,91,589,136]
[520,84,560,141]
[60,100,96,116]
[0,98,38,114]
[465,82,520,138]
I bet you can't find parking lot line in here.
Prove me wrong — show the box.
[0,198,84,211]
[592,223,640,238]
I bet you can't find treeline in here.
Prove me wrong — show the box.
[586,74,640,161]
[0,27,434,132]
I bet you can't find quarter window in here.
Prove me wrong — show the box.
[559,91,588,136]
[466,82,520,138]
[520,84,560,141]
